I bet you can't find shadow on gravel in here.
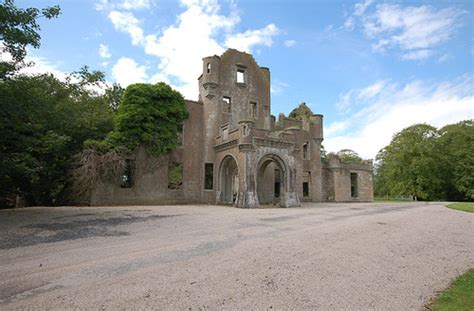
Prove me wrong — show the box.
[0,214,177,250]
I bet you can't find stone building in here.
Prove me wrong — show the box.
[91,49,373,207]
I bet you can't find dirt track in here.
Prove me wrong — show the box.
[0,202,473,309]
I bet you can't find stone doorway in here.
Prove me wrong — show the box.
[256,155,286,207]
[218,155,239,205]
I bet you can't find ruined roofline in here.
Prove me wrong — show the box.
[198,48,270,83]
[184,99,202,105]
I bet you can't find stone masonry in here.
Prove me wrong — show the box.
[91,49,373,207]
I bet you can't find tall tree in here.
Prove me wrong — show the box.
[375,124,442,200]
[0,0,60,77]
[437,120,474,200]
[0,74,114,207]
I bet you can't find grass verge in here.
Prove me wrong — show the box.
[446,202,474,213]
[430,269,474,311]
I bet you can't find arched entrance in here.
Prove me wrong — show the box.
[218,155,239,205]
[256,154,287,207]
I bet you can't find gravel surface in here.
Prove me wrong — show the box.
[0,202,472,309]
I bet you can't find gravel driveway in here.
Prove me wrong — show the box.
[0,202,472,309]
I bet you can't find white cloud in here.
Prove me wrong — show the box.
[17,54,68,81]
[121,0,151,10]
[111,57,147,87]
[438,53,451,63]
[325,75,474,159]
[225,24,279,52]
[104,0,279,99]
[401,49,432,61]
[98,44,111,58]
[284,39,296,47]
[345,1,465,60]
[108,11,145,45]
[270,80,289,94]
[354,0,373,16]
[357,80,386,99]
[96,0,151,11]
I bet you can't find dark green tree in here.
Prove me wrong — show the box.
[105,83,124,112]
[0,73,114,207]
[374,124,442,200]
[0,0,60,77]
[108,82,189,156]
[437,120,474,200]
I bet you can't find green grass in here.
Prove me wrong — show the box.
[446,202,474,213]
[430,269,474,311]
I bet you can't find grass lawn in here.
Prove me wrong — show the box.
[430,269,474,311]
[446,202,474,213]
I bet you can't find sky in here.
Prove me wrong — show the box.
[13,0,474,159]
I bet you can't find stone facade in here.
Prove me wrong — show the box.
[91,49,373,207]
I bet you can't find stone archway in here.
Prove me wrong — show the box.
[218,155,239,205]
[256,154,294,207]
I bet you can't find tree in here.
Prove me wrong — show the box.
[105,83,124,112]
[337,149,363,164]
[71,82,189,201]
[0,0,60,77]
[288,102,313,121]
[108,82,189,156]
[0,73,114,207]
[437,120,474,200]
[374,124,442,200]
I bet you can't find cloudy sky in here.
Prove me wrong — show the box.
[15,0,474,159]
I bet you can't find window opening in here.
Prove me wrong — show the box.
[223,96,231,113]
[168,162,183,189]
[237,69,245,83]
[204,163,213,190]
[177,123,184,146]
[303,142,309,159]
[250,101,258,118]
[120,159,135,188]
[351,172,358,198]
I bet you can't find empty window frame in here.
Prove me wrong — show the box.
[302,142,309,159]
[168,162,183,189]
[223,96,231,113]
[177,123,184,146]
[120,159,135,188]
[302,171,310,197]
[222,125,229,140]
[250,101,258,118]
[237,69,245,83]
[350,172,358,198]
[206,63,211,73]
[204,163,214,190]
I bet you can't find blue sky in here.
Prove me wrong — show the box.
[14,0,474,158]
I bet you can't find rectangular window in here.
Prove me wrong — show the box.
[237,69,245,83]
[223,96,231,113]
[303,182,309,197]
[206,63,211,73]
[222,125,229,140]
[204,163,213,190]
[303,142,309,159]
[168,162,183,189]
[351,172,358,198]
[250,101,258,118]
[302,171,310,197]
[177,123,184,146]
[120,159,135,188]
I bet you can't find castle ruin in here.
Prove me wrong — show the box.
[91,49,373,207]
